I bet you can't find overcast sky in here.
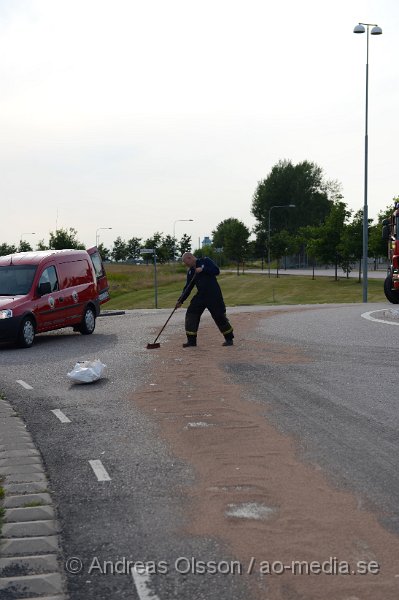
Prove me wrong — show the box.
[0,0,397,250]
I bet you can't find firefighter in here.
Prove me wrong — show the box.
[175,252,234,348]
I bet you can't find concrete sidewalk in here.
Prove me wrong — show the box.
[0,396,68,599]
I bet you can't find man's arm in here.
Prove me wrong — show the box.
[200,257,220,276]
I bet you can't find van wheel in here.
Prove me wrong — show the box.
[17,317,36,348]
[384,275,399,304]
[79,306,96,335]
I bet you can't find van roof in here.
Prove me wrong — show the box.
[0,249,89,267]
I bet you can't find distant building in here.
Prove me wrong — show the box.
[202,236,212,247]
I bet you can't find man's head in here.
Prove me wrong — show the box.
[181,252,197,268]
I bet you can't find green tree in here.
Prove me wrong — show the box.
[126,237,142,260]
[369,202,395,268]
[338,210,365,280]
[252,159,338,235]
[111,237,129,261]
[159,234,175,263]
[49,228,84,250]
[177,233,192,257]
[212,218,250,274]
[0,243,17,256]
[312,201,352,280]
[97,242,110,262]
[18,241,33,252]
[36,239,49,250]
[270,230,292,277]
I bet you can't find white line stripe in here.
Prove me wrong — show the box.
[16,380,33,390]
[132,566,160,600]
[89,459,111,482]
[361,310,399,326]
[51,409,71,423]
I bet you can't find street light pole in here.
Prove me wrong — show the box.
[173,219,193,261]
[267,205,295,278]
[96,227,112,247]
[20,233,36,248]
[354,22,382,302]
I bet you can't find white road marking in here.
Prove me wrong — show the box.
[89,459,111,482]
[361,310,399,326]
[131,566,160,600]
[16,380,33,390]
[51,409,71,423]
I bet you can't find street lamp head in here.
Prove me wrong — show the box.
[371,26,382,35]
[288,204,296,208]
[354,24,366,33]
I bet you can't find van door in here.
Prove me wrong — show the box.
[35,265,67,331]
[86,247,110,304]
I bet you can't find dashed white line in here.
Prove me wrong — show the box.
[16,380,33,390]
[89,459,111,482]
[51,409,71,423]
[132,566,160,600]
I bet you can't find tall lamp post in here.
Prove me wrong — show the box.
[173,219,193,260]
[268,205,295,278]
[96,227,112,247]
[20,233,36,248]
[353,22,382,302]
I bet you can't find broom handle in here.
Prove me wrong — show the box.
[152,306,178,344]
[152,271,197,344]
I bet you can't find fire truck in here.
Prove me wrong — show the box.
[382,208,399,303]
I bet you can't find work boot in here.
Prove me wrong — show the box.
[183,336,196,348]
[222,339,233,346]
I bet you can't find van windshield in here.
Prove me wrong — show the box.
[0,265,37,296]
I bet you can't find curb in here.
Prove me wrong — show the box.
[0,397,68,599]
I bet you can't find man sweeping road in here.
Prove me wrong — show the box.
[175,252,234,348]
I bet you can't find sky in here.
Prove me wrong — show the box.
[0,0,398,251]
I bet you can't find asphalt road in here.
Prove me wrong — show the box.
[0,309,252,600]
[226,302,399,533]
[0,301,398,599]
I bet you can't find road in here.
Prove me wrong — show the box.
[1,302,399,599]
[225,267,387,278]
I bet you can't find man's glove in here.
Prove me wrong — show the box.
[175,301,182,309]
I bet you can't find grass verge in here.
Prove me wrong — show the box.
[105,265,386,310]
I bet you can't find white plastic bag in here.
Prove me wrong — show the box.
[67,359,107,384]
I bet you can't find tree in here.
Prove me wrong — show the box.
[36,239,49,250]
[212,218,250,274]
[311,201,352,280]
[159,234,175,263]
[0,243,17,256]
[111,237,129,262]
[369,202,395,268]
[270,230,292,277]
[18,241,33,252]
[126,237,142,260]
[49,228,84,250]
[97,242,110,262]
[338,210,364,280]
[252,159,338,235]
[177,234,192,257]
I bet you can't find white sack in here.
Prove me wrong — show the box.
[67,359,107,384]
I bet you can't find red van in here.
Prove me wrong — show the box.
[0,247,109,348]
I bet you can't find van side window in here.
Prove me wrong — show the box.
[39,266,59,292]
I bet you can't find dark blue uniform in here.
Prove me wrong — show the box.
[178,257,234,346]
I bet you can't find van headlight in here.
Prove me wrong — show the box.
[0,309,13,319]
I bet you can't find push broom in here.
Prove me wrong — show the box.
[146,272,196,349]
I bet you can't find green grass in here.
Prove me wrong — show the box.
[105,265,386,310]
[23,500,44,508]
